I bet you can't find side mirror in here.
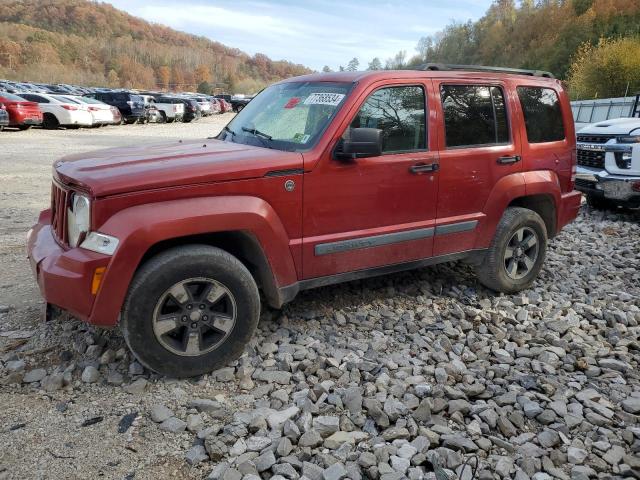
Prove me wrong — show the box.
[337,127,383,159]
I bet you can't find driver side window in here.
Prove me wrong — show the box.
[350,85,426,154]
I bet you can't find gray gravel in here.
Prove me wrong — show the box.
[1,116,639,479]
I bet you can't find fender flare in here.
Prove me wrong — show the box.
[88,195,296,326]
[476,171,561,249]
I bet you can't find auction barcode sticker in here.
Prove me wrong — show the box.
[304,93,345,106]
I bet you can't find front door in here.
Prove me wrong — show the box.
[301,82,440,279]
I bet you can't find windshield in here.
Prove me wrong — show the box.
[221,81,351,151]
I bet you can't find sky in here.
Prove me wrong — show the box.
[104,0,491,71]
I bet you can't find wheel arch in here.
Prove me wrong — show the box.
[138,230,285,309]
[508,193,557,237]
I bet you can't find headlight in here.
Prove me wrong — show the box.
[617,135,640,144]
[67,194,90,247]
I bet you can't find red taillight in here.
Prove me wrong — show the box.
[632,181,640,193]
[62,105,77,111]
[88,106,99,111]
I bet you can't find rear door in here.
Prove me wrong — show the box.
[432,79,523,256]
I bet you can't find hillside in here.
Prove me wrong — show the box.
[0,0,312,93]
[408,0,640,82]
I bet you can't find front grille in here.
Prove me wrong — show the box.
[577,149,605,169]
[577,134,615,144]
[51,182,69,244]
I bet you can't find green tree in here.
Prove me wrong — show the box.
[346,57,359,71]
[197,81,212,94]
[322,65,332,72]
[367,57,382,70]
[568,37,640,99]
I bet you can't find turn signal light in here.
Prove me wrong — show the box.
[91,267,106,295]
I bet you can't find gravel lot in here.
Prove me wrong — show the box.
[0,117,639,480]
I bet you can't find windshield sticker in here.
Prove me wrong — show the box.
[284,97,301,109]
[292,133,311,143]
[303,93,345,106]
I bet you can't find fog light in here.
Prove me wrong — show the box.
[91,267,106,295]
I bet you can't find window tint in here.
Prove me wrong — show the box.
[440,85,509,147]
[517,87,565,143]
[351,86,426,153]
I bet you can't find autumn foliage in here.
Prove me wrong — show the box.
[408,0,640,94]
[0,0,311,93]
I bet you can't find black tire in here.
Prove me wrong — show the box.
[475,207,548,293]
[17,125,31,131]
[586,194,614,210]
[121,245,260,378]
[236,105,244,113]
[42,113,60,130]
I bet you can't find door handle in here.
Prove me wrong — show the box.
[409,163,439,174]
[497,155,521,165]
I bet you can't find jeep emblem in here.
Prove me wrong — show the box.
[284,179,295,192]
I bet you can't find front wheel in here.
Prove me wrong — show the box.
[121,245,260,378]
[475,207,548,293]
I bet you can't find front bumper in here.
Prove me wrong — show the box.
[27,210,111,322]
[575,166,640,205]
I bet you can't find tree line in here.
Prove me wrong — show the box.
[329,0,640,99]
[0,0,311,93]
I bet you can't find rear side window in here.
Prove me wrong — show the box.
[20,94,49,103]
[440,85,509,148]
[351,85,426,153]
[517,87,565,143]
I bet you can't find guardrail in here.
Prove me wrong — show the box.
[571,96,636,126]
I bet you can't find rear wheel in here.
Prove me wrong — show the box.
[236,105,244,113]
[475,207,547,293]
[43,113,60,130]
[17,125,31,131]
[121,245,260,378]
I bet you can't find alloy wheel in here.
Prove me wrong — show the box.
[503,227,539,280]
[152,277,237,356]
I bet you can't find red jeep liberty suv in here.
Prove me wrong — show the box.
[27,65,581,377]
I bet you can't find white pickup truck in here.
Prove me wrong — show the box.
[575,94,640,209]
[143,95,184,123]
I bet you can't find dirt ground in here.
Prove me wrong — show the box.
[0,115,236,480]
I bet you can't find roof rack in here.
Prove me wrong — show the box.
[414,63,555,79]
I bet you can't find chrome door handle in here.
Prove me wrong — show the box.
[497,155,521,165]
[409,163,440,174]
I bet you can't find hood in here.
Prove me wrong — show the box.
[578,117,640,136]
[54,139,303,197]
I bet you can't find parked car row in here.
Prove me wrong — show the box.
[0,79,246,131]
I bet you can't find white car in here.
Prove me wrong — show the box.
[60,95,118,126]
[193,97,212,116]
[16,92,92,129]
